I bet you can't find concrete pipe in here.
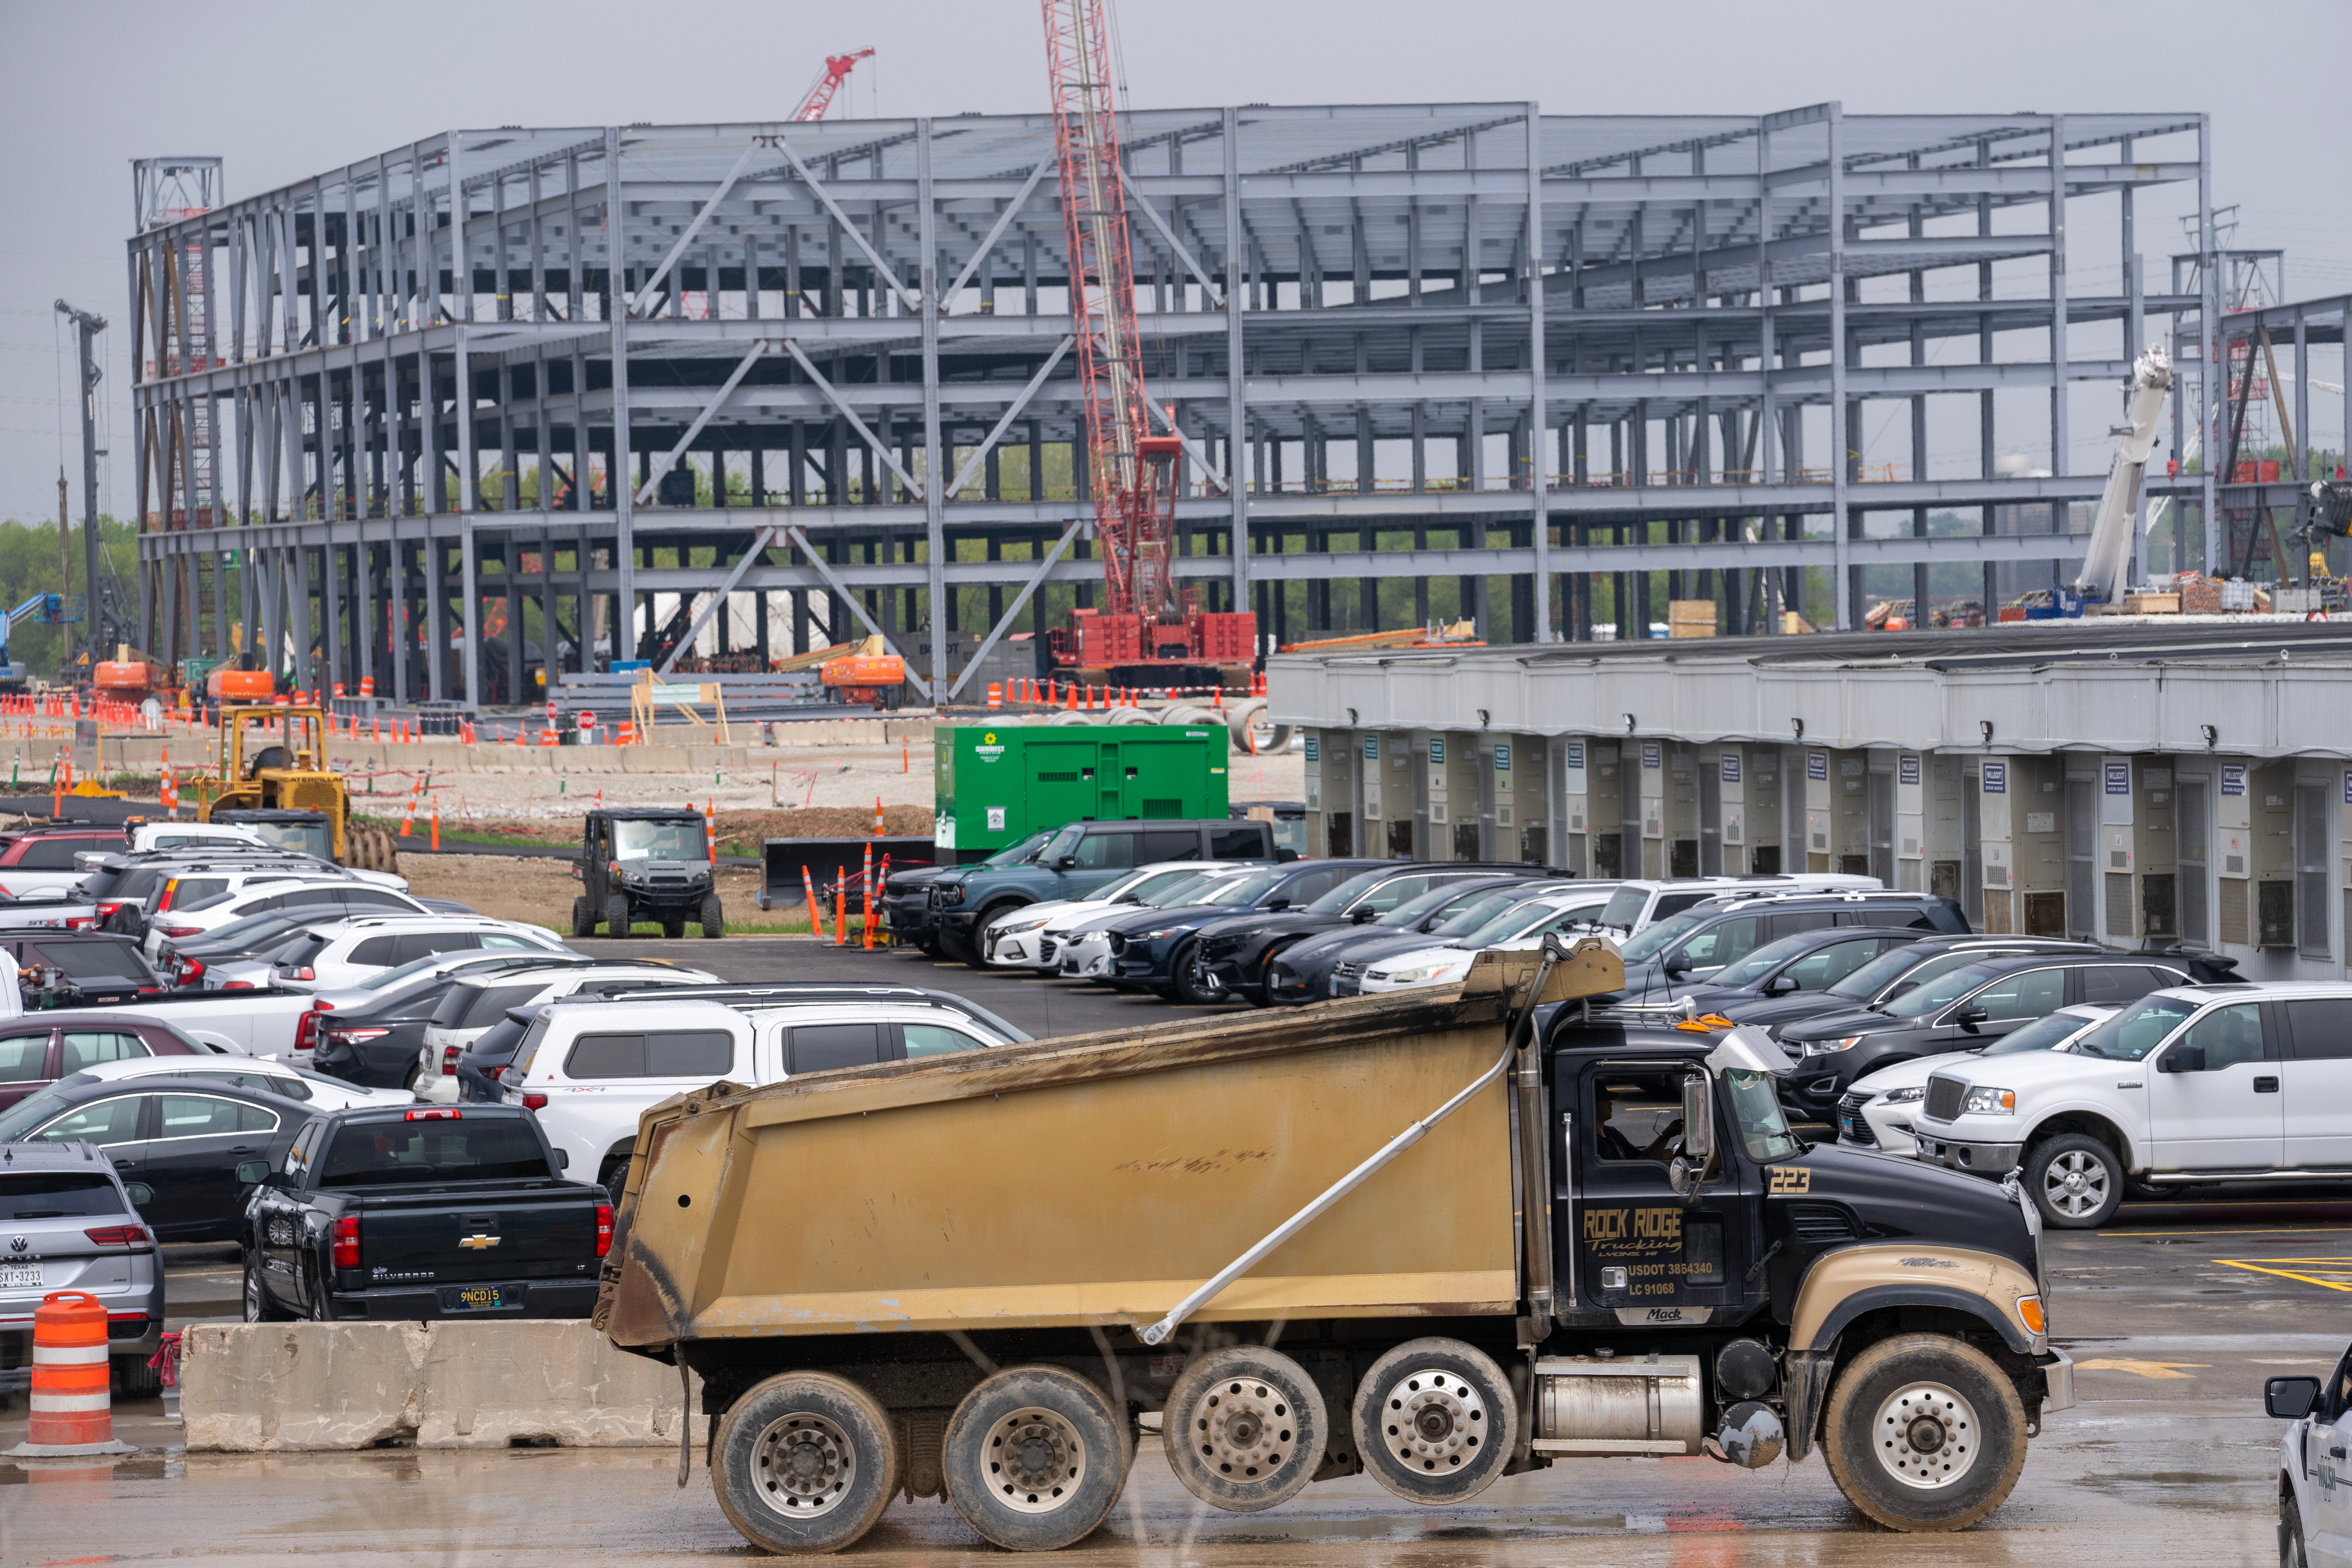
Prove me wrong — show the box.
[1047,709,1099,727]
[1161,704,1222,728]
[1105,706,1157,726]
[1225,699,1294,758]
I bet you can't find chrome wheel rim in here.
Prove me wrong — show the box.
[752,1411,857,1518]
[2042,1150,2109,1218]
[242,1263,263,1322]
[1871,1381,1980,1490]
[1189,1376,1296,1481]
[1380,1367,1486,1472]
[988,1405,1087,1513]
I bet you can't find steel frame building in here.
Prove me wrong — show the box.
[126,101,2220,709]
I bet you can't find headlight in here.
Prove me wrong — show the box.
[1962,1086,2017,1115]
[1880,1086,1925,1105]
[999,916,1050,934]
[1387,961,1465,985]
[935,884,965,906]
[1807,1036,1864,1055]
[1138,927,1184,942]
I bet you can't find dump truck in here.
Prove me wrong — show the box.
[597,935,2069,1552]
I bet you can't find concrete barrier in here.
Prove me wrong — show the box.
[181,1321,692,1452]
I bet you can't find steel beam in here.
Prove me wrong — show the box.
[780,524,931,699]
[944,518,1085,701]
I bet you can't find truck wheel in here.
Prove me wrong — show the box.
[712,1370,899,1555]
[938,924,980,967]
[1819,1332,2029,1532]
[604,895,633,937]
[1163,1345,1327,1512]
[700,893,725,938]
[2284,1491,2311,1568]
[1171,941,1224,1006]
[942,1365,1126,1550]
[571,897,595,939]
[1350,1338,1517,1506]
[241,1254,291,1323]
[2024,1132,2124,1229]
[597,1156,630,1207]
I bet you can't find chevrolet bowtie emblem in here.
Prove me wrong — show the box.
[457,1234,501,1250]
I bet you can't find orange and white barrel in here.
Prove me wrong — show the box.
[16,1290,129,1454]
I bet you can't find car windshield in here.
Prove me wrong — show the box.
[612,818,707,861]
[1829,944,1946,1001]
[1376,881,1501,929]
[1096,866,1185,902]
[1711,932,1838,989]
[1724,1068,1801,1161]
[1424,888,1531,938]
[985,831,1053,867]
[0,1091,74,1142]
[178,911,302,949]
[1448,898,1572,949]
[356,950,505,991]
[2070,995,2201,1062]
[235,820,332,858]
[1138,872,1228,907]
[1593,887,1650,932]
[1305,868,1392,916]
[1878,962,2009,1020]
[1201,869,1290,907]
[1982,1009,2103,1056]
[1621,910,1707,963]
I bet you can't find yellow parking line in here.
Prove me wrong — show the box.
[2215,1257,2352,1292]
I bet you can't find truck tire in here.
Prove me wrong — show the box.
[241,1253,292,1323]
[712,1370,899,1555]
[571,897,595,940]
[2023,1132,2124,1229]
[1350,1337,1517,1506]
[605,894,632,937]
[2285,1491,2312,1568]
[597,1156,630,1207]
[1163,1345,1327,1512]
[942,1364,1126,1550]
[1171,940,1224,1006]
[700,893,725,938]
[938,924,980,966]
[1819,1332,2029,1532]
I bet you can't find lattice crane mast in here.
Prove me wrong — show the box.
[792,49,873,123]
[1039,0,1254,684]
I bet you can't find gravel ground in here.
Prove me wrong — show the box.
[397,852,772,933]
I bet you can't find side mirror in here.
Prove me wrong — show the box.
[1764,973,1799,996]
[1056,855,1079,870]
[1680,1073,1714,1165]
[1265,897,1290,911]
[235,1160,270,1185]
[2160,1042,2205,1074]
[1349,907,1377,924]
[1953,1005,1990,1030]
[122,1181,153,1207]
[552,1148,570,1170]
[2266,1375,2321,1421]
[1662,954,1692,978]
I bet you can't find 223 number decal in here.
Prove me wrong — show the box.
[1767,1165,1813,1196]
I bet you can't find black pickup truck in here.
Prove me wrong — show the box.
[238,1104,611,1321]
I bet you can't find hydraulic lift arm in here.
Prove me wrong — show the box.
[2071,347,2173,604]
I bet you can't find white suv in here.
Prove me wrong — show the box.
[265,916,569,992]
[419,961,724,1075]
[510,992,1020,1196]
[144,875,430,958]
[1911,982,2352,1228]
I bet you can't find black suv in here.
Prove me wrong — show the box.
[1714,935,2107,1037]
[881,830,1053,955]
[1267,874,1555,1004]
[1774,950,2232,1130]
[1192,862,1544,1005]
[1098,859,1388,1001]
[1609,891,1970,1002]
[574,808,719,938]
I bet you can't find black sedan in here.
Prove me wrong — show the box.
[1265,875,1552,1004]
[1773,951,2215,1131]
[1101,859,1387,1002]
[1712,935,2106,1037]
[1192,862,1542,1005]
[1657,925,1933,1013]
[0,1075,306,1242]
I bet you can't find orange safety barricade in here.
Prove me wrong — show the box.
[19,1290,129,1454]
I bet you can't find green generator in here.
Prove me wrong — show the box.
[935,723,1229,857]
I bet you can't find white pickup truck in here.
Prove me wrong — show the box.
[1911,982,2352,1228]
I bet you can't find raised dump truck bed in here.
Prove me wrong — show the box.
[600,938,2069,1551]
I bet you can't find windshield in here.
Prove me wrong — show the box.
[985,831,1053,867]
[612,818,707,861]
[1983,1009,2103,1056]
[237,820,333,858]
[1724,1068,1801,1161]
[1594,887,1649,932]
[1710,932,1833,989]
[2071,995,2201,1062]
[1424,889,1531,938]
[1837,947,1986,1004]
[1621,910,1706,964]
[0,1089,73,1141]
[1377,880,1498,929]
[357,950,505,991]
[1136,872,1226,907]
[1452,898,1570,950]
[1096,866,1184,902]
[1879,961,2008,1020]
[0,1171,122,1221]
[1305,868,1392,916]
[1201,869,1290,907]
[178,911,303,951]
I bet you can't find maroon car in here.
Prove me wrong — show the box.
[0,1014,201,1114]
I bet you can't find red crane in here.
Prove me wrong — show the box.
[791,49,874,122]
[1039,0,1255,685]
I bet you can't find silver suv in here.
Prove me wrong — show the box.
[0,1139,165,1393]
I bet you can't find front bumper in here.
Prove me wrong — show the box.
[1056,934,1114,978]
[1913,1128,2026,1176]
[882,891,938,938]
[981,925,1049,967]
[1108,935,1180,985]
[328,1279,600,1321]
[2038,1348,2075,1414]
[1836,1094,1923,1158]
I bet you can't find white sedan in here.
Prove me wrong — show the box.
[1357,890,1616,994]
[1835,1002,2114,1157]
[51,1051,414,1110]
[980,862,1243,970]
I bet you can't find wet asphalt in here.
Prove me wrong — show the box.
[4,940,2334,1561]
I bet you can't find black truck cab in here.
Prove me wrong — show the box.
[574,808,721,939]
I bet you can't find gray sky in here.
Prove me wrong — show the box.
[2,0,2346,526]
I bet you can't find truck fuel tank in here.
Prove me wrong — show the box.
[1531,1353,1704,1457]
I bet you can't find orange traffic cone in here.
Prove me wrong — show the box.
[874,795,885,835]
[706,799,717,866]
[430,800,440,852]
[1212,685,1223,710]
[1063,682,1076,711]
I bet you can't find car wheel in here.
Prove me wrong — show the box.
[1171,941,1224,1006]
[599,1156,630,1207]
[1819,1332,2029,1531]
[571,897,595,939]
[2283,1489,2311,1568]
[915,936,941,957]
[2025,1132,2125,1229]
[699,893,724,938]
[604,894,632,937]
[242,1252,291,1323]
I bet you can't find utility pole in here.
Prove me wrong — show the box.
[55,469,71,670]
[53,300,114,663]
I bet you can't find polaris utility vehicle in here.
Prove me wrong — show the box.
[573,808,722,938]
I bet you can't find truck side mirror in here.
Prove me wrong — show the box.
[122,1181,153,1207]
[1669,1073,1715,1202]
[235,1160,270,1186]
[2266,1375,2321,1420]
[2160,1042,2205,1074]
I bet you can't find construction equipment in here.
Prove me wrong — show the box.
[204,664,275,704]
[1278,621,1477,655]
[790,49,873,122]
[54,302,134,661]
[818,634,907,709]
[2066,345,2174,611]
[1038,0,1256,689]
[194,706,349,862]
[92,644,168,702]
[0,593,76,690]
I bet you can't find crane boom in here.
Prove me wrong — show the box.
[792,49,873,122]
[2072,346,2172,604]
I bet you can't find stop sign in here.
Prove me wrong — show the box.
[577,710,597,732]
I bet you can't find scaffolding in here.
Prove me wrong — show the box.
[126,102,2228,706]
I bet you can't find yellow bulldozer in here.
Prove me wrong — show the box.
[191,705,395,869]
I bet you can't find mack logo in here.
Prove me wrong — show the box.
[457,1234,501,1251]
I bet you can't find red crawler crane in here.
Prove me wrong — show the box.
[1039,0,1256,686]
[791,49,874,122]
